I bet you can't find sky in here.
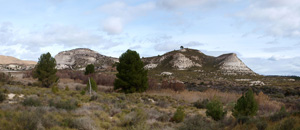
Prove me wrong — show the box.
[0,0,300,76]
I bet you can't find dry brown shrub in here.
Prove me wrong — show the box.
[148,78,159,90]
[161,79,186,92]
[146,89,240,104]
[255,91,282,115]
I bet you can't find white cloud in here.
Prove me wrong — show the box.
[102,17,123,35]
[100,1,155,35]
[157,0,234,10]
[238,0,300,38]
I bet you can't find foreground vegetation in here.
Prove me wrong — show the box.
[0,75,299,130]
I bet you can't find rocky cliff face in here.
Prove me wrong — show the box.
[217,53,254,75]
[142,48,256,75]
[55,48,118,70]
[0,55,36,71]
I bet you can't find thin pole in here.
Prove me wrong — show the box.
[89,77,91,95]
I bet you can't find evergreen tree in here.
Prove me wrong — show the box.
[233,88,258,117]
[114,49,148,93]
[85,64,95,75]
[33,52,59,88]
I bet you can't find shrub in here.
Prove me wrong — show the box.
[65,86,69,91]
[0,91,5,103]
[256,120,268,130]
[193,99,209,109]
[161,79,185,92]
[51,85,59,93]
[121,108,147,127]
[233,88,258,118]
[171,107,185,123]
[49,99,78,110]
[0,72,11,83]
[33,52,59,88]
[270,106,289,122]
[22,97,41,107]
[275,117,296,130]
[114,50,148,93]
[205,98,227,121]
[178,114,218,130]
[18,111,40,130]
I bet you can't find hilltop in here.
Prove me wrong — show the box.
[0,55,36,71]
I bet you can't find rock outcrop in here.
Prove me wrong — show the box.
[55,48,118,70]
[142,48,256,75]
[217,53,255,75]
[0,55,36,71]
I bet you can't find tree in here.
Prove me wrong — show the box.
[205,98,227,121]
[180,46,184,49]
[84,64,96,95]
[33,52,59,88]
[233,88,258,118]
[85,64,95,75]
[114,49,148,93]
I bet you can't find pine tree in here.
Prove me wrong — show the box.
[233,88,258,117]
[33,52,59,88]
[114,49,148,93]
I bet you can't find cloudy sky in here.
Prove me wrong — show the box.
[0,0,300,76]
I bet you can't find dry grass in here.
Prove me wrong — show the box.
[255,91,283,115]
[146,89,241,104]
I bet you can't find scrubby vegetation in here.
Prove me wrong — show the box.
[205,98,227,121]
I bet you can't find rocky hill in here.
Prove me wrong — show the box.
[142,48,255,75]
[0,55,36,71]
[55,48,118,70]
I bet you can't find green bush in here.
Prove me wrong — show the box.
[84,64,95,75]
[0,91,5,103]
[121,108,147,127]
[193,99,209,109]
[65,86,69,91]
[233,88,258,118]
[22,97,41,107]
[51,85,59,93]
[205,98,227,121]
[114,50,148,93]
[172,107,185,123]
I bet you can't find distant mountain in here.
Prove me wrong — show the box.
[55,48,118,70]
[0,55,36,71]
[142,48,255,75]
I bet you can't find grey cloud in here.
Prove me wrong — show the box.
[263,47,294,52]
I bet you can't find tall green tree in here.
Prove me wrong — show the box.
[33,52,59,88]
[232,88,258,118]
[114,49,148,93]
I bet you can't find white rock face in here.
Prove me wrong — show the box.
[144,64,158,70]
[169,53,201,70]
[55,48,118,70]
[250,81,265,86]
[161,72,173,76]
[217,53,255,75]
